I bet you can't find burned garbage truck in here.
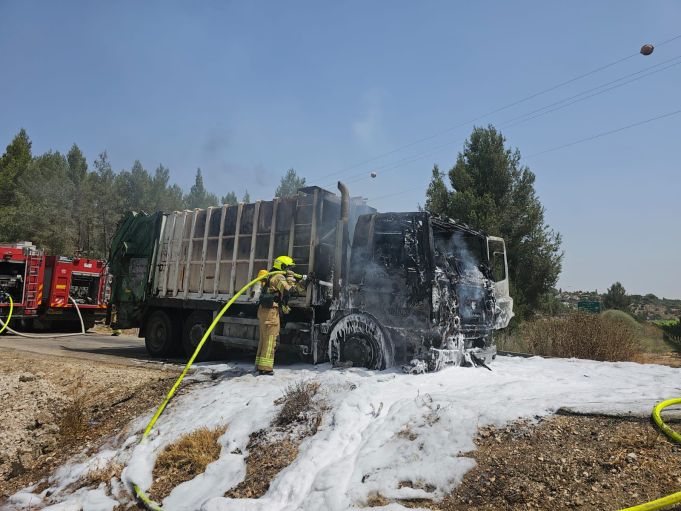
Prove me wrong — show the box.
[108,183,512,371]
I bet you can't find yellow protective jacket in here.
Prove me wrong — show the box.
[263,272,306,313]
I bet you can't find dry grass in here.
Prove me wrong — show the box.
[366,415,681,510]
[150,425,227,501]
[226,379,328,499]
[59,401,87,439]
[520,311,641,361]
[274,381,321,427]
[397,426,418,441]
[225,432,300,499]
[73,461,123,490]
[57,377,90,444]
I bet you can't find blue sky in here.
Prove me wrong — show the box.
[1,1,680,298]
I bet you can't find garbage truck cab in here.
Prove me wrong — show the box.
[327,211,513,372]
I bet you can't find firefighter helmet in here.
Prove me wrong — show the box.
[273,255,295,270]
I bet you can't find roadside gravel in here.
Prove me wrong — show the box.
[0,349,179,501]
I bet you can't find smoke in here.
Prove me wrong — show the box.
[450,231,487,321]
[344,214,499,371]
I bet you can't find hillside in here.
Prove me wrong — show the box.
[558,290,681,320]
[6,358,680,510]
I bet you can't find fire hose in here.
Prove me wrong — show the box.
[0,294,13,334]
[619,397,681,511]
[0,294,87,338]
[130,270,289,511]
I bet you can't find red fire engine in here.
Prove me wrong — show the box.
[0,242,108,331]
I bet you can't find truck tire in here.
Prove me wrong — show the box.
[328,312,393,370]
[145,310,179,357]
[182,311,214,361]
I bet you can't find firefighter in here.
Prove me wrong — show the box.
[255,255,308,375]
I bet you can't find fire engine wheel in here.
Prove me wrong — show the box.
[328,312,393,370]
[182,311,214,361]
[145,310,179,357]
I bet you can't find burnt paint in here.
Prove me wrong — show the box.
[346,212,497,364]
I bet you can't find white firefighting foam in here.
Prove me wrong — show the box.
[7,357,681,511]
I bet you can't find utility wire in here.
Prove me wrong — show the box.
[526,107,681,157]
[316,32,681,184]
[366,107,681,203]
[327,53,681,189]
[502,55,681,128]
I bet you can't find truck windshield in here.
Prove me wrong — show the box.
[433,230,486,277]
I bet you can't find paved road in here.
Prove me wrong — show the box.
[0,332,175,368]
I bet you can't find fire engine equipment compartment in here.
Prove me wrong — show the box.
[0,242,45,317]
[42,256,108,328]
[0,258,26,303]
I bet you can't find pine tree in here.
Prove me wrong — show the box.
[425,125,562,320]
[66,144,88,252]
[603,282,630,311]
[275,168,305,197]
[221,191,238,205]
[150,164,184,212]
[14,151,77,254]
[90,152,120,257]
[0,129,33,240]
[0,128,32,208]
[184,168,218,209]
[424,165,449,214]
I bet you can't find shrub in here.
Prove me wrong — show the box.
[521,311,641,362]
[600,309,643,334]
[274,381,321,427]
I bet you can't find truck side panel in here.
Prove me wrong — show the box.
[154,188,348,307]
[108,211,165,328]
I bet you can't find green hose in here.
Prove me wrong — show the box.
[619,398,681,511]
[131,270,286,510]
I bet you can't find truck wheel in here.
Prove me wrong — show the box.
[145,310,178,357]
[182,311,214,361]
[328,312,393,370]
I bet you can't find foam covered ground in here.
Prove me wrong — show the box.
[7,356,680,511]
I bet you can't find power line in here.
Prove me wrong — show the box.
[316,32,681,184]
[501,55,681,128]
[324,52,681,190]
[526,107,681,157]
[367,107,681,204]
[367,189,414,202]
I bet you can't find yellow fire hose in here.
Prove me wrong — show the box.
[0,295,13,334]
[131,270,287,510]
[619,397,681,511]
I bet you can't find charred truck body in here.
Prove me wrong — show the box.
[108,183,512,371]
